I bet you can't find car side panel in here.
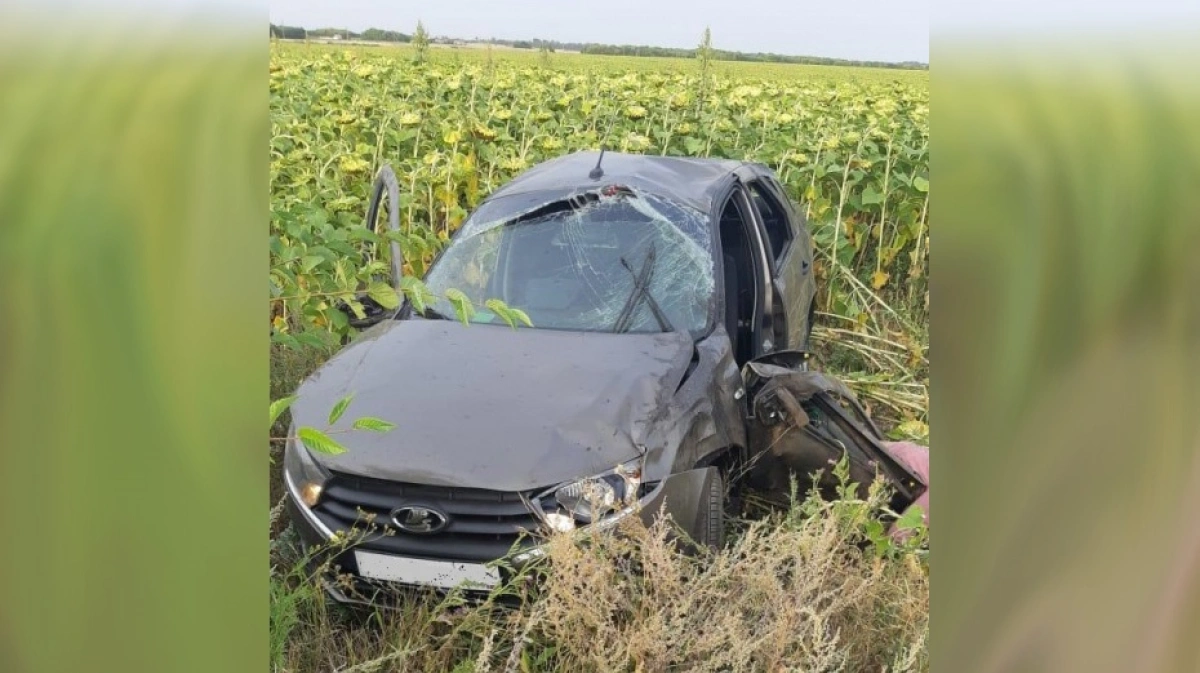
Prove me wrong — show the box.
[640,325,746,482]
[764,175,815,348]
[774,230,813,348]
[738,168,816,350]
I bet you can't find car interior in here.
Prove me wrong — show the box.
[496,202,678,331]
[719,191,760,366]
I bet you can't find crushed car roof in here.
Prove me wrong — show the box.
[485,150,748,213]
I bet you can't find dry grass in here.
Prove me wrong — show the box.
[810,313,929,434]
[271,480,928,673]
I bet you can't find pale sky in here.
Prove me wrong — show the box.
[267,0,931,64]
[14,1,1199,62]
[934,0,1198,35]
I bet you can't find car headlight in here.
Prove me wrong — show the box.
[540,459,643,525]
[283,431,330,508]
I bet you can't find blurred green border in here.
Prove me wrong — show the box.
[1,6,1198,672]
[0,11,266,673]
[932,38,1200,673]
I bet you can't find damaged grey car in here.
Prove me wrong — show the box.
[282,151,921,601]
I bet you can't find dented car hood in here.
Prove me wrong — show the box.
[292,318,695,492]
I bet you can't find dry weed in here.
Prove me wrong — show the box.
[273,485,928,673]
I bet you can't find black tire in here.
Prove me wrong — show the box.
[695,470,725,550]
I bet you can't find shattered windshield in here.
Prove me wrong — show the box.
[422,188,714,335]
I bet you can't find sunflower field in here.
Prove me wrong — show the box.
[269,43,929,422]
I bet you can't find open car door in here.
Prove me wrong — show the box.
[741,351,927,515]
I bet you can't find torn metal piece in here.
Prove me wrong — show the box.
[771,386,810,446]
[743,350,927,513]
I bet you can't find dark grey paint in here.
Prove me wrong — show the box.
[485,151,746,213]
[736,169,816,350]
[291,318,745,492]
[290,151,810,532]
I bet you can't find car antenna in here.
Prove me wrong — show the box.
[588,147,606,180]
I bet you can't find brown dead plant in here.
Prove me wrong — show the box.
[274,478,928,673]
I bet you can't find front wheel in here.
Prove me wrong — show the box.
[694,470,725,550]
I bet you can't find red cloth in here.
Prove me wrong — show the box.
[881,441,929,537]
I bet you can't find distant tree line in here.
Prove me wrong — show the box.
[580,44,926,70]
[268,25,926,70]
[495,38,563,52]
[270,24,308,40]
[269,24,412,43]
[475,37,925,70]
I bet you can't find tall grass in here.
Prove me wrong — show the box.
[270,477,928,672]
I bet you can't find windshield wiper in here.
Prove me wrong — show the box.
[412,302,452,321]
[612,244,674,333]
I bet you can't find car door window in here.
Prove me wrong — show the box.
[747,181,793,264]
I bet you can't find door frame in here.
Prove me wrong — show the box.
[714,183,776,361]
[731,171,784,354]
[736,166,812,352]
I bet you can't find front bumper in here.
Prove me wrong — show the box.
[283,466,717,604]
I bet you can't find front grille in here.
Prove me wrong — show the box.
[312,472,545,563]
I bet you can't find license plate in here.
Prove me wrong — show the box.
[354,550,500,590]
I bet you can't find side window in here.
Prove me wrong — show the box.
[748,180,793,263]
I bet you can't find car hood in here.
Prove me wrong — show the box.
[292,319,695,492]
